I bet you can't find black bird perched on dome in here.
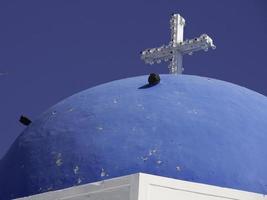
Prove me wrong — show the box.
[148,73,160,85]
[19,115,32,126]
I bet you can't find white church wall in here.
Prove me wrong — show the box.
[17,173,266,200]
[16,174,139,200]
[138,173,266,200]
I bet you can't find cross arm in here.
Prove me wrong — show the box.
[177,34,216,55]
[140,45,174,65]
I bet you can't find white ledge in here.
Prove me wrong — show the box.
[17,173,266,200]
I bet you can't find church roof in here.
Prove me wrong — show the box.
[1,74,267,199]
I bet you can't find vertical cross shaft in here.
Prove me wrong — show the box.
[169,14,185,74]
[170,14,185,45]
[140,13,216,75]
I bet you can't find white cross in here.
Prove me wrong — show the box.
[141,14,216,74]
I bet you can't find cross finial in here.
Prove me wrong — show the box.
[140,13,216,74]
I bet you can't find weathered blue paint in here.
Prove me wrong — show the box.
[1,75,267,199]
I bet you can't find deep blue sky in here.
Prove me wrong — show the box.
[0,0,266,158]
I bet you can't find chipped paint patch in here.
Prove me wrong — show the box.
[55,153,63,166]
[100,168,108,177]
[176,166,181,171]
[77,178,82,184]
[96,126,104,131]
[113,99,118,104]
[156,160,162,165]
[73,166,79,174]
[56,159,63,166]
[139,149,158,162]
[148,149,157,156]
[140,156,148,161]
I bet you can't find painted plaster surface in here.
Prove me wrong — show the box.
[1,75,267,199]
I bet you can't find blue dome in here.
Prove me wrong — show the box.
[1,74,267,199]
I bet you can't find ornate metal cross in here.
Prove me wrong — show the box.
[140,14,216,74]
